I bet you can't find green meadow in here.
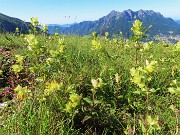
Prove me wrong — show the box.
[0,18,179,135]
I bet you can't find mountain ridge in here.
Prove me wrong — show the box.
[0,13,30,33]
[1,9,180,37]
[53,9,180,37]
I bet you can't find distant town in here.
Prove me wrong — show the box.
[154,34,180,44]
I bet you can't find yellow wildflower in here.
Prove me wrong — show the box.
[65,102,73,113]
[147,115,161,130]
[44,80,60,96]
[115,73,121,84]
[14,85,28,100]
[69,93,82,107]
[91,78,103,89]
[11,64,23,74]
[145,60,158,73]
[130,67,145,88]
[0,70,3,75]
[92,40,101,50]
[15,55,24,65]
[65,93,82,113]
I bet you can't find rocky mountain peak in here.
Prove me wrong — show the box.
[122,9,135,21]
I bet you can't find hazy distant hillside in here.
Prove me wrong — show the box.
[175,20,180,24]
[57,9,180,37]
[47,23,76,34]
[0,13,30,33]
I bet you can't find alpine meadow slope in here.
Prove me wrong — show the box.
[0,17,179,134]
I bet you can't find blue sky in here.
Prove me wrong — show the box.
[0,0,180,24]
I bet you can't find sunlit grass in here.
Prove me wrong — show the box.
[0,19,179,134]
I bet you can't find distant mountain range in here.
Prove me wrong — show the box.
[47,23,76,34]
[55,9,180,37]
[1,9,180,37]
[0,13,30,33]
[48,24,73,28]
[50,9,180,37]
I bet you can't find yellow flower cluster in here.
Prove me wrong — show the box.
[14,85,28,100]
[24,34,38,50]
[30,17,39,27]
[91,40,101,50]
[131,20,143,36]
[145,60,158,73]
[130,67,145,88]
[91,78,103,89]
[15,55,24,65]
[65,93,82,113]
[11,64,23,74]
[11,55,24,74]
[44,80,60,96]
[130,59,158,89]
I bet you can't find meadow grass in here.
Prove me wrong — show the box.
[0,20,179,134]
